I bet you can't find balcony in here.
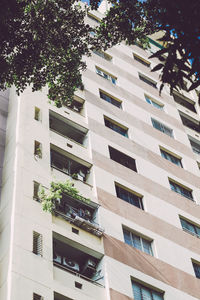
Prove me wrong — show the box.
[51,148,91,184]
[53,233,104,287]
[54,192,103,237]
[63,95,85,115]
[50,111,88,147]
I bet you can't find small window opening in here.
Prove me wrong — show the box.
[34,141,42,158]
[34,107,41,121]
[33,231,43,256]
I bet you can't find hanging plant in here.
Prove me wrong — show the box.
[39,180,91,213]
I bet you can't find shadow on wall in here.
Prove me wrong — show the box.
[0,89,9,201]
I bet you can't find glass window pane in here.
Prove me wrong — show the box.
[152,291,164,300]
[142,239,153,256]
[132,282,142,300]
[141,287,152,300]
[132,234,142,251]
[123,229,132,246]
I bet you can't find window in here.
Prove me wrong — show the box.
[123,228,153,255]
[189,139,200,155]
[145,95,163,110]
[179,114,200,133]
[109,146,137,172]
[133,54,150,67]
[33,231,43,256]
[100,90,122,108]
[33,181,40,201]
[173,93,196,113]
[193,262,200,279]
[180,218,200,238]
[132,280,164,300]
[139,74,157,89]
[169,179,193,200]
[64,96,84,114]
[53,233,103,284]
[104,117,128,137]
[93,50,112,61]
[96,67,117,84]
[34,107,41,121]
[151,119,173,138]
[34,141,42,158]
[33,293,43,300]
[160,148,182,167]
[115,184,143,209]
[49,110,88,146]
[51,148,91,183]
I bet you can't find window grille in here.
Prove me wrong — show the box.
[33,231,43,256]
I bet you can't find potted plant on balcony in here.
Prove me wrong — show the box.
[39,180,91,214]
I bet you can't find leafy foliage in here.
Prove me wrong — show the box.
[92,0,200,96]
[0,0,200,105]
[0,0,94,107]
[39,180,91,213]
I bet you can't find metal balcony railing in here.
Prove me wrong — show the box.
[54,200,104,237]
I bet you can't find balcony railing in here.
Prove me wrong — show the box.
[53,262,104,287]
[54,194,104,237]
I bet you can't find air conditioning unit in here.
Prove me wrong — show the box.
[81,258,96,277]
[63,257,80,272]
[85,259,96,268]
[53,253,62,264]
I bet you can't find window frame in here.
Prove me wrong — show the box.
[100,90,122,108]
[93,50,112,61]
[180,217,200,238]
[139,73,157,89]
[145,95,164,110]
[109,146,137,172]
[133,53,151,68]
[151,118,174,138]
[123,227,153,256]
[115,184,144,210]
[132,279,164,300]
[169,179,193,200]
[104,117,128,137]
[160,148,183,167]
[96,67,117,85]
[192,261,200,279]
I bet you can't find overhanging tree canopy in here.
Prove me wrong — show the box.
[0,0,199,106]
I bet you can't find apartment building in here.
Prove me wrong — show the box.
[1,5,200,300]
